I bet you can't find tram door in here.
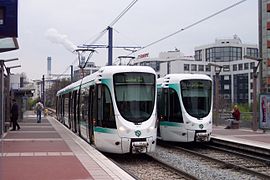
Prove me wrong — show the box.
[157,88,162,137]
[78,87,90,141]
[88,86,96,144]
[71,91,77,133]
[76,90,81,135]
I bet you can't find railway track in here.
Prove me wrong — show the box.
[106,153,198,180]
[47,110,270,179]
[157,141,270,179]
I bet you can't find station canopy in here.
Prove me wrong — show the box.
[0,37,19,53]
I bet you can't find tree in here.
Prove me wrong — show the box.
[45,78,71,108]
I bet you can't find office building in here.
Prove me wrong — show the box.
[132,35,259,106]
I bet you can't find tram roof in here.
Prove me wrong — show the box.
[57,65,156,95]
[157,73,212,85]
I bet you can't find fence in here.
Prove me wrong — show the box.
[218,111,253,128]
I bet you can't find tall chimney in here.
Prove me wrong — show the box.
[47,57,51,77]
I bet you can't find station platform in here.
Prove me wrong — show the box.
[0,111,134,180]
[212,125,270,151]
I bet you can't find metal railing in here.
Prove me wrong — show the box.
[218,111,253,128]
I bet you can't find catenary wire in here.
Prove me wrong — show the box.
[127,0,248,64]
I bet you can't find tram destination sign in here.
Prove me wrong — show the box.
[114,73,154,84]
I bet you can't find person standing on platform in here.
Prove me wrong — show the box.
[10,99,20,131]
[35,100,44,123]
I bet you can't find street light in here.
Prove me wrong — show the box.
[243,55,263,131]
[208,62,223,126]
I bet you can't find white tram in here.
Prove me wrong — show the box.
[56,66,157,154]
[157,74,213,142]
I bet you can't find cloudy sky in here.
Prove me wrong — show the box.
[1,0,258,80]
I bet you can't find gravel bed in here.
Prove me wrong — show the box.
[108,154,190,180]
[149,146,262,180]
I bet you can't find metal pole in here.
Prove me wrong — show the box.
[42,75,45,106]
[0,61,2,180]
[6,68,11,131]
[0,60,4,137]
[243,55,262,131]
[252,67,258,131]
[108,26,113,66]
[215,72,220,126]
[70,65,73,82]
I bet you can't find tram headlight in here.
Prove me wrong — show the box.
[147,126,155,133]
[119,126,131,134]
[119,126,126,132]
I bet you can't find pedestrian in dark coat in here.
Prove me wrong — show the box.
[10,99,20,131]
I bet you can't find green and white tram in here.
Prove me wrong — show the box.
[56,66,157,154]
[157,74,212,142]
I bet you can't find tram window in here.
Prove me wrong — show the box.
[181,80,212,118]
[97,85,103,126]
[97,85,116,128]
[79,87,89,127]
[73,91,77,132]
[70,92,74,125]
[64,94,69,120]
[89,85,97,126]
[157,88,166,121]
[168,88,183,123]
[61,96,64,118]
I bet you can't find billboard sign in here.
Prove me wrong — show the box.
[259,94,270,130]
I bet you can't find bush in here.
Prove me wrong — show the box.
[28,97,39,110]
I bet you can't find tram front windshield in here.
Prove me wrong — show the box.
[113,72,155,124]
[181,80,212,119]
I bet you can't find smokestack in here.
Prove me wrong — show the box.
[47,57,51,77]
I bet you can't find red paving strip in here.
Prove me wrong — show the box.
[0,156,93,180]
[4,132,61,139]
[1,140,71,152]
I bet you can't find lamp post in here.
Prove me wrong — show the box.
[0,60,4,137]
[243,55,262,131]
[208,63,223,126]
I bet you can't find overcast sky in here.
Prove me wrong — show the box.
[0,0,258,80]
